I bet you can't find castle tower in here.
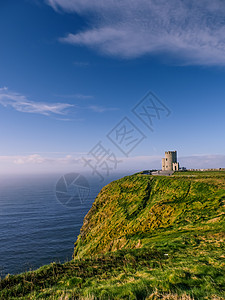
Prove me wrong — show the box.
[162,151,179,171]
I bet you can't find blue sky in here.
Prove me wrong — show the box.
[0,0,225,175]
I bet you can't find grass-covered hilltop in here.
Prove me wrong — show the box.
[1,171,225,299]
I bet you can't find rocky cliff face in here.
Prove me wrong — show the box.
[73,173,225,258]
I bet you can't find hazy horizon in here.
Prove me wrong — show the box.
[1,1,225,176]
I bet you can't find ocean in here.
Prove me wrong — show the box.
[0,172,125,278]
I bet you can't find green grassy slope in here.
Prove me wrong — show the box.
[74,172,225,258]
[0,172,225,299]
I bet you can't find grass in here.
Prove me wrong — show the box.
[0,171,225,299]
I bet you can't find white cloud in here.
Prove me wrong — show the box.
[0,88,116,117]
[87,105,118,113]
[0,154,83,174]
[0,154,80,165]
[180,154,225,169]
[56,93,93,100]
[117,154,225,171]
[14,154,49,165]
[0,153,224,174]
[0,87,73,116]
[47,0,225,65]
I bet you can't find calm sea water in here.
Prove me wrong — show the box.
[0,172,125,278]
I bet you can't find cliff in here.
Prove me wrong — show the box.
[74,172,225,258]
[1,171,225,299]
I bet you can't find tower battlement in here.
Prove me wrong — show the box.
[165,151,176,155]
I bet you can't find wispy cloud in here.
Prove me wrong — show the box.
[0,153,82,174]
[116,154,225,171]
[180,154,225,169]
[1,153,224,174]
[0,154,80,165]
[87,105,118,113]
[56,93,93,100]
[0,87,73,116]
[47,0,225,65]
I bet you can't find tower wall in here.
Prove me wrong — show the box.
[173,162,179,171]
[162,158,165,170]
[163,151,177,171]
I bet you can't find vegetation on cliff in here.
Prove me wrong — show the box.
[0,171,225,299]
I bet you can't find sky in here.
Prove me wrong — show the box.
[0,0,225,177]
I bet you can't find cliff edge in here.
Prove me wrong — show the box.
[74,172,225,259]
[1,171,225,299]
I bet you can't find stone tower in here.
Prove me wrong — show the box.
[162,151,179,171]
